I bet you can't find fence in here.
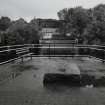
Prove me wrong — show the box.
[0,44,105,64]
[0,44,32,64]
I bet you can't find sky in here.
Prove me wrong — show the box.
[0,0,105,22]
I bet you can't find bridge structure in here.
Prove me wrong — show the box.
[0,39,105,65]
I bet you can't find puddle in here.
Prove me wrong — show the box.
[98,69,105,72]
[43,73,105,88]
[43,73,81,87]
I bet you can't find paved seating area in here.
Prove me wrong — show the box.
[0,57,105,105]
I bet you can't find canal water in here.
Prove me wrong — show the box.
[0,57,105,105]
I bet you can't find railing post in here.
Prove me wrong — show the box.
[49,43,50,59]
[21,56,24,63]
[103,50,105,63]
[54,42,55,56]
[30,54,32,60]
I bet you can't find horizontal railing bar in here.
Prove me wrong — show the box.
[0,45,25,49]
[0,53,33,65]
[0,44,105,49]
[0,46,105,53]
[0,43,105,65]
[38,46,89,48]
[17,51,29,55]
[16,48,29,52]
[0,57,22,65]
[37,46,105,51]
[90,48,105,51]
[89,56,105,62]
[30,54,89,57]
[0,47,29,53]
[15,47,29,50]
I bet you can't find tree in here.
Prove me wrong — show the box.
[83,4,105,45]
[93,4,105,22]
[21,24,39,44]
[29,17,39,31]
[57,4,105,45]
[7,32,23,45]
[6,18,39,45]
[0,16,11,31]
[57,7,91,41]
[58,8,68,20]
[7,18,27,33]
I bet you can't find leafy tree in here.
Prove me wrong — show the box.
[0,16,11,31]
[7,32,23,45]
[6,18,39,45]
[7,18,27,33]
[93,4,105,22]
[58,7,90,37]
[57,4,105,45]
[21,24,39,44]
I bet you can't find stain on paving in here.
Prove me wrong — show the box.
[11,64,38,72]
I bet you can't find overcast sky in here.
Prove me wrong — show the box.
[0,0,105,22]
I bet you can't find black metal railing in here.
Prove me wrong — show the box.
[0,43,105,64]
[38,44,105,61]
[0,44,31,63]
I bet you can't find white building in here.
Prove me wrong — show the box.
[41,28,59,39]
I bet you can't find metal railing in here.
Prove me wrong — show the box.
[0,43,105,65]
[0,44,33,64]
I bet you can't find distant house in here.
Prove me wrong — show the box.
[36,18,60,39]
[41,28,59,39]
